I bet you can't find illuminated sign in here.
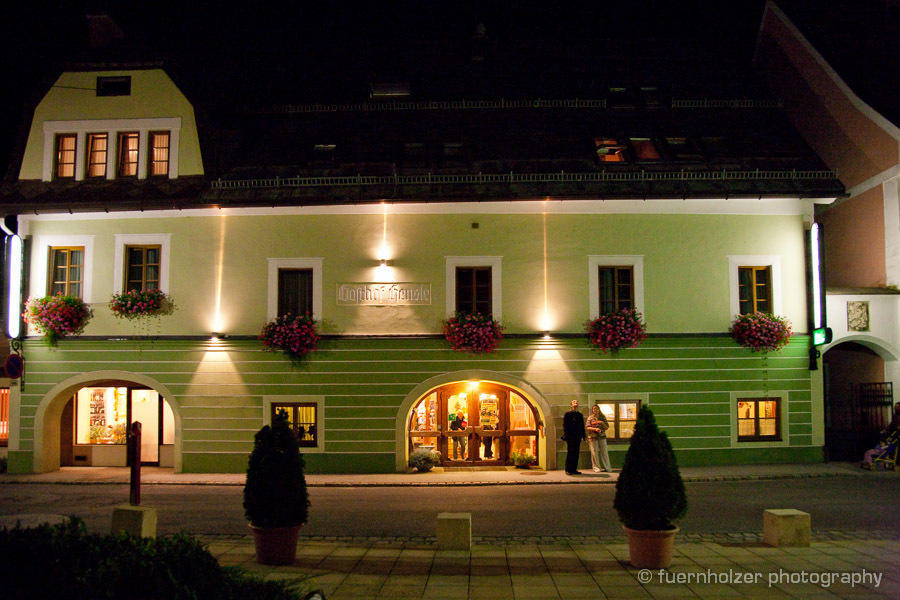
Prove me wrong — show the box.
[336,283,432,306]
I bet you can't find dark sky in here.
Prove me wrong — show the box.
[1,1,894,178]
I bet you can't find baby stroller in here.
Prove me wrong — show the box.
[862,429,899,471]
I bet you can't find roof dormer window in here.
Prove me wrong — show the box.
[54,134,76,179]
[96,76,131,96]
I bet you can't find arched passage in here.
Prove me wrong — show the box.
[395,370,553,472]
[32,371,182,473]
[823,340,895,461]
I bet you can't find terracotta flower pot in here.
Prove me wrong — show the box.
[250,524,302,565]
[623,525,678,569]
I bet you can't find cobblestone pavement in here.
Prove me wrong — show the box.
[204,536,900,600]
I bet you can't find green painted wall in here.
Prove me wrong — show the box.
[23,211,808,337]
[19,69,203,179]
[9,335,818,474]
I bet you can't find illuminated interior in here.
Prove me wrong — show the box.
[408,381,540,465]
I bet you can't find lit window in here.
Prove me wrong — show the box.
[86,133,108,178]
[0,388,9,447]
[55,134,76,179]
[148,131,170,177]
[75,387,128,445]
[596,400,641,442]
[598,266,634,314]
[737,398,781,441]
[738,266,772,314]
[456,266,492,316]
[125,245,161,291]
[277,268,313,318]
[117,132,139,177]
[629,138,661,161]
[49,247,84,298]
[272,403,318,447]
[594,138,626,163]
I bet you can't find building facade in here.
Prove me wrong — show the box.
[2,51,844,473]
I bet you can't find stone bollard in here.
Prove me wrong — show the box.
[763,509,810,547]
[111,504,158,538]
[437,512,471,550]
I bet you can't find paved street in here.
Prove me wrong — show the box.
[2,464,899,599]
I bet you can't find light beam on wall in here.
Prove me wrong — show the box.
[539,205,553,332]
[212,214,227,333]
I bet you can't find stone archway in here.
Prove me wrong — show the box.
[822,340,895,461]
[32,370,182,473]
[395,370,553,472]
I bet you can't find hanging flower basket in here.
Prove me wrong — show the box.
[259,314,320,360]
[586,308,647,353]
[23,293,92,345]
[109,289,175,320]
[729,313,793,353]
[442,312,503,353]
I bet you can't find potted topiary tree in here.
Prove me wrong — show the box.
[243,410,310,565]
[613,405,687,568]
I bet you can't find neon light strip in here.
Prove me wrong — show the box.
[811,223,822,329]
[7,235,22,338]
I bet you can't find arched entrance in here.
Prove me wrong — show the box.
[407,380,542,467]
[32,371,181,473]
[823,341,893,461]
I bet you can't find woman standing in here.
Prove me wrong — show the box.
[586,404,611,472]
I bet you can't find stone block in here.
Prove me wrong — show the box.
[763,508,810,547]
[436,512,471,550]
[111,504,158,538]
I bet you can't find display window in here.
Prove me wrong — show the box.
[72,385,173,464]
[408,382,540,466]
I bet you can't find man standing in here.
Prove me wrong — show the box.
[562,399,586,475]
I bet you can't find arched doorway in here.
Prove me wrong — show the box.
[823,341,892,461]
[32,371,181,473]
[407,381,541,467]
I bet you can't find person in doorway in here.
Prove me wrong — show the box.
[450,409,468,459]
[562,399,586,474]
[586,403,612,473]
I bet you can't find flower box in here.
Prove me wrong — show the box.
[259,314,320,360]
[729,313,792,353]
[442,312,503,353]
[109,289,174,320]
[23,294,92,345]
[586,308,647,353]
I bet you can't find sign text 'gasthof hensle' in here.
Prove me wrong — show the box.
[336,283,432,306]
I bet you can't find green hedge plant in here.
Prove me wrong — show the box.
[408,448,441,472]
[243,410,309,528]
[613,406,687,530]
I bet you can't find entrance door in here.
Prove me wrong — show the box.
[408,381,540,467]
[441,383,507,465]
[129,389,160,465]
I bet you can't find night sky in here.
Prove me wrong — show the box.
[1,1,895,179]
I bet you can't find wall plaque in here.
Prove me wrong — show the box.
[847,301,869,331]
[337,282,432,306]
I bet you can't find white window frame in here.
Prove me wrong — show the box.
[267,258,323,322]
[263,395,325,453]
[445,256,502,320]
[42,118,181,181]
[588,255,645,319]
[728,255,782,317]
[113,234,172,294]
[33,235,95,303]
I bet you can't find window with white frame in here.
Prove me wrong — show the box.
[263,395,325,453]
[728,256,782,317]
[33,235,95,303]
[114,234,171,294]
[445,256,502,319]
[589,255,644,318]
[267,258,323,322]
[41,118,181,181]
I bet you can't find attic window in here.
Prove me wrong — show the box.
[594,138,626,163]
[608,87,635,109]
[370,83,410,99]
[96,76,131,96]
[639,87,662,109]
[443,143,463,157]
[629,138,661,161]
[314,144,336,152]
